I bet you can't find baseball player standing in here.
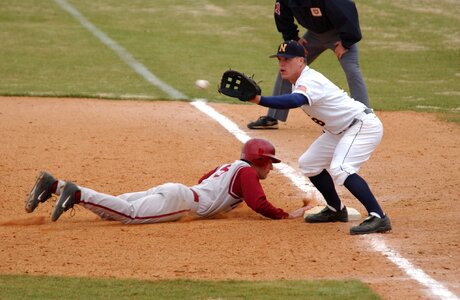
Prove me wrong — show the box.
[25,139,311,223]
[248,0,369,129]
[223,41,391,235]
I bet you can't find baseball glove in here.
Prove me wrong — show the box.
[218,70,261,101]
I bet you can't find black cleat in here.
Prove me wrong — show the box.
[25,171,57,213]
[304,206,349,223]
[247,116,279,130]
[350,215,392,235]
[51,181,80,222]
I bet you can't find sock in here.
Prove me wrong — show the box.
[51,181,58,194]
[344,173,384,218]
[308,169,343,211]
[75,190,81,204]
[55,180,66,196]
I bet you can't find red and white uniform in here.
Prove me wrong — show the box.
[64,160,287,224]
[192,160,287,219]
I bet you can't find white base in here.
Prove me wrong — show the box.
[304,205,361,221]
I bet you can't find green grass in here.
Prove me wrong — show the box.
[0,1,453,297]
[357,0,460,115]
[0,0,458,120]
[0,1,163,99]
[0,275,380,300]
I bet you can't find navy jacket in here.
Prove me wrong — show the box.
[275,0,362,48]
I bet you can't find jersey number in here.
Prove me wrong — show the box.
[213,164,231,178]
[311,117,325,126]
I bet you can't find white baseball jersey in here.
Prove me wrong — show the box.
[289,66,383,185]
[191,160,249,217]
[293,66,368,135]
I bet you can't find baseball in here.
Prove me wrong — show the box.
[195,79,210,89]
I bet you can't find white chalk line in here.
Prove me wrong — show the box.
[52,3,458,299]
[192,100,459,300]
[54,0,186,100]
[368,236,459,300]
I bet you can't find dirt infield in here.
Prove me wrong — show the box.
[0,97,459,299]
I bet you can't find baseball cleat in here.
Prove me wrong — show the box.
[304,206,349,223]
[350,215,392,235]
[51,181,80,222]
[25,171,57,213]
[247,116,279,130]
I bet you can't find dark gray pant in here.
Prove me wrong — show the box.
[267,30,369,122]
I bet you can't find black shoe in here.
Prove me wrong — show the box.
[304,206,349,223]
[25,171,57,213]
[350,215,392,235]
[247,116,278,129]
[51,181,80,222]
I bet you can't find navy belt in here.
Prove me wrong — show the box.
[190,189,199,202]
[338,108,373,134]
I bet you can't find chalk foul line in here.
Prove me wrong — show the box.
[54,0,186,100]
[368,236,458,300]
[191,100,459,300]
[50,1,458,297]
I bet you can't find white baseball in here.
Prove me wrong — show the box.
[195,79,210,89]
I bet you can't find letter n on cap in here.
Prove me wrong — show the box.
[279,43,287,53]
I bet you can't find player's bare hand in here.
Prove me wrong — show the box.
[297,38,309,56]
[298,37,308,46]
[334,41,348,59]
[288,204,314,219]
[249,95,261,104]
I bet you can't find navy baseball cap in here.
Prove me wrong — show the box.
[270,40,306,58]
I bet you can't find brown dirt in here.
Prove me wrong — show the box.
[0,97,458,299]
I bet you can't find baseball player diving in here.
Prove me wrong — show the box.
[218,41,391,235]
[25,139,312,223]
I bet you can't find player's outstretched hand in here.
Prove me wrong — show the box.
[288,204,314,219]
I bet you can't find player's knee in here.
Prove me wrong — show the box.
[330,165,353,186]
[298,156,322,177]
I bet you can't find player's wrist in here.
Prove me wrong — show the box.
[249,95,261,104]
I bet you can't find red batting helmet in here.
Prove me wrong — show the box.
[241,138,281,166]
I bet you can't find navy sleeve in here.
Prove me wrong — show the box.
[326,0,362,48]
[259,93,309,109]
